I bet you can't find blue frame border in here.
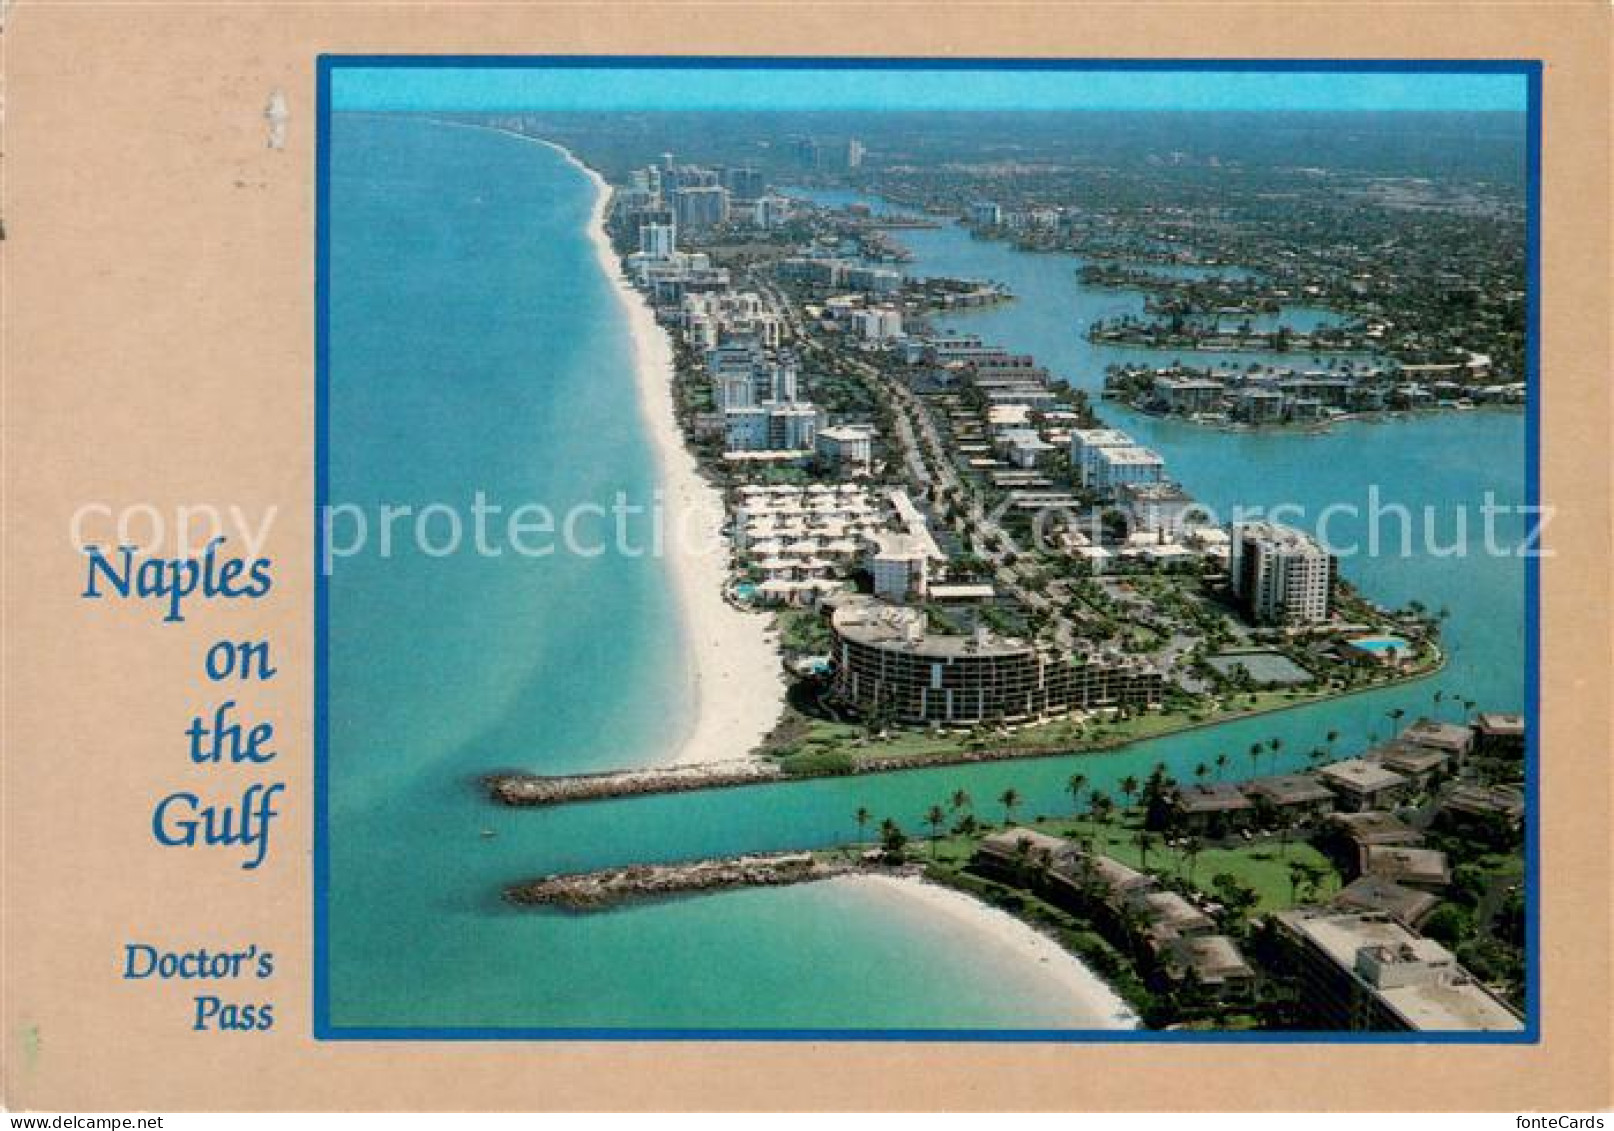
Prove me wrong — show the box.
[313,54,1543,1044]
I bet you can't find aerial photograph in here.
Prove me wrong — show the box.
[321,62,1533,1036]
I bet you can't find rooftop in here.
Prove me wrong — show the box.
[831,598,1030,660]
[977,827,1075,863]
[1233,520,1328,553]
[1440,783,1526,822]
[1474,712,1526,738]
[1273,909,1522,1032]
[1131,890,1216,933]
[1370,741,1451,776]
[1243,773,1336,807]
[1327,810,1424,846]
[1363,845,1452,888]
[1082,853,1154,896]
[1165,935,1255,984]
[1071,427,1134,447]
[1332,875,1442,927]
[1095,444,1166,467]
[1319,758,1409,795]
[1172,781,1254,815]
[1116,481,1194,504]
[1400,718,1474,754]
[870,531,931,564]
[817,423,877,442]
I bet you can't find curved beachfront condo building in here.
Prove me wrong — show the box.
[828,598,1162,726]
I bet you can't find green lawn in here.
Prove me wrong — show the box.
[921,812,1340,913]
[770,646,1443,775]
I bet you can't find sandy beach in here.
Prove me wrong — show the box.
[434,120,788,767]
[564,147,788,768]
[837,873,1142,1030]
[432,120,786,767]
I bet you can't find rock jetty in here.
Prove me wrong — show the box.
[486,758,784,807]
[507,852,893,910]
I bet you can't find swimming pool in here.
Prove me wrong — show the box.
[1348,634,1411,654]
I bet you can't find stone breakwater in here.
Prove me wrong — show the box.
[485,758,784,807]
[507,852,907,910]
[484,744,1109,809]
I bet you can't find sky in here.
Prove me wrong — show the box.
[329,61,1531,114]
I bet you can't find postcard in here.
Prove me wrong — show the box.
[2,1,1609,1114]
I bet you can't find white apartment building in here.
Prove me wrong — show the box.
[852,307,904,343]
[725,401,820,453]
[996,428,1056,469]
[715,372,755,411]
[638,222,676,259]
[1090,444,1167,496]
[767,402,819,450]
[1117,481,1198,538]
[1229,521,1338,625]
[723,406,772,451]
[1070,428,1137,489]
[869,532,930,603]
[815,424,876,473]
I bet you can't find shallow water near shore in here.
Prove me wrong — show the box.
[326,115,1526,1031]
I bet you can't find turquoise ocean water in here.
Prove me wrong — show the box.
[327,115,1526,1031]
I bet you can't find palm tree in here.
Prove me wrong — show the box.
[1247,742,1263,778]
[924,804,947,857]
[1386,707,1406,736]
[1287,860,1306,904]
[1276,812,1297,858]
[854,806,873,850]
[1089,791,1115,837]
[949,789,972,815]
[1287,859,1328,904]
[1119,775,1140,810]
[1134,829,1157,871]
[1268,737,1284,774]
[1182,837,1204,885]
[1214,753,1229,780]
[1066,773,1088,818]
[1193,762,1210,784]
[999,787,1022,827]
[878,817,907,861]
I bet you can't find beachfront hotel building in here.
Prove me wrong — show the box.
[1268,909,1523,1032]
[828,598,1163,726]
[1229,520,1338,625]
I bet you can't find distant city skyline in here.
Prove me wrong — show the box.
[331,60,1529,114]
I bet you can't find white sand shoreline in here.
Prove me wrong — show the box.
[835,873,1142,1030]
[542,135,787,769]
[427,119,787,768]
